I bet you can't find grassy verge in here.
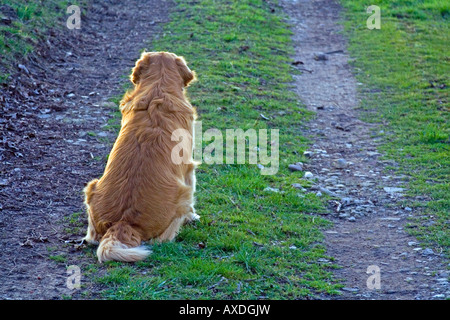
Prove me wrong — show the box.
[340,0,449,257]
[94,0,341,299]
[0,0,87,83]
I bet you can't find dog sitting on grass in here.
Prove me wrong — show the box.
[83,52,199,262]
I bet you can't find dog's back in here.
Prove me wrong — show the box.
[83,52,197,262]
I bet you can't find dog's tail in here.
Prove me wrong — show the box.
[97,221,151,263]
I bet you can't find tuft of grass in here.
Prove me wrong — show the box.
[96,0,342,299]
[340,0,449,257]
[63,211,85,235]
[49,254,67,263]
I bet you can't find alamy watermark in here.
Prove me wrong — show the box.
[66,5,81,30]
[171,122,279,175]
[66,265,81,290]
[367,5,381,30]
[366,265,381,290]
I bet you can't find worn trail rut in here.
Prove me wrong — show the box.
[282,0,448,300]
[0,0,170,299]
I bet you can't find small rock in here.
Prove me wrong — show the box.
[288,163,303,172]
[422,248,434,256]
[304,171,314,179]
[257,164,265,170]
[404,207,412,212]
[20,239,34,247]
[264,187,279,193]
[347,216,356,222]
[340,197,353,206]
[408,241,418,246]
[341,287,359,293]
[289,245,297,250]
[314,52,328,61]
[315,191,322,197]
[367,151,380,157]
[425,220,436,227]
[0,17,12,25]
[380,217,401,221]
[18,64,30,74]
[432,294,445,299]
[318,186,338,197]
[0,179,9,186]
[383,187,404,193]
[72,139,87,145]
[303,151,313,158]
[291,183,306,191]
[67,93,76,98]
[334,158,347,168]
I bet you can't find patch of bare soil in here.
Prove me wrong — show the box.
[0,0,171,299]
[281,0,448,299]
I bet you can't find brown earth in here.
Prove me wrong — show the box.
[0,0,171,299]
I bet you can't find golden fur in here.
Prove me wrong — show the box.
[83,52,198,262]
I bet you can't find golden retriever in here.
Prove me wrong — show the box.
[83,51,198,262]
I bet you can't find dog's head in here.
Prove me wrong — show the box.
[130,51,195,88]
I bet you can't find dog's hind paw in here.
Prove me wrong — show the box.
[184,212,200,224]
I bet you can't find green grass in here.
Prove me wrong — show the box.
[0,0,87,82]
[63,210,85,234]
[93,0,342,299]
[340,0,449,256]
[49,254,67,263]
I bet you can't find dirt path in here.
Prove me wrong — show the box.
[281,0,448,299]
[1,0,447,301]
[0,0,170,299]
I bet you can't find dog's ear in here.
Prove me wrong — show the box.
[175,56,195,87]
[131,52,152,85]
